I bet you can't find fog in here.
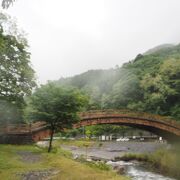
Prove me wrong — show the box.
[4,0,180,84]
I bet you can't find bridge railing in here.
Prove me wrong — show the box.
[0,110,179,134]
[79,109,179,127]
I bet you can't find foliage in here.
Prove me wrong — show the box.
[85,125,130,137]
[140,59,180,115]
[28,83,88,129]
[0,13,36,124]
[56,44,180,120]
[102,71,143,109]
[27,82,88,152]
[57,68,121,110]
[1,0,15,9]
[58,123,133,138]
[0,100,23,123]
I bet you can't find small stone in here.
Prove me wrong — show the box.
[113,165,126,175]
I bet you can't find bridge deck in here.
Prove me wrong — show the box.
[0,110,179,137]
[79,110,179,127]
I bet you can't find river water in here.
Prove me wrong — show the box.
[61,141,176,180]
[106,160,175,180]
[37,141,176,179]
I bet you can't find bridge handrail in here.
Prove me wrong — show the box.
[79,109,180,127]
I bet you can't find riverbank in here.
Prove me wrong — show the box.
[116,146,180,179]
[59,140,167,160]
[0,144,128,180]
[58,139,179,179]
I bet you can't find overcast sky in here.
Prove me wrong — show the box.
[4,0,180,84]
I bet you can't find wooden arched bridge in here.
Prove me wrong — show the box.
[0,110,180,144]
[75,110,180,141]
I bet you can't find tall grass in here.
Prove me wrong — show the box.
[119,145,180,179]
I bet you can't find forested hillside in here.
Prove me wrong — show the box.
[56,44,180,120]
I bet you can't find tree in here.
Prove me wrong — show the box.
[56,43,180,119]
[85,124,130,137]
[85,129,92,139]
[0,13,36,124]
[102,70,143,109]
[1,0,15,9]
[27,83,88,152]
[140,59,180,117]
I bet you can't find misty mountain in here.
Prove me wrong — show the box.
[56,44,180,119]
[143,44,175,55]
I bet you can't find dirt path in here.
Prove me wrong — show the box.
[20,169,59,180]
[17,151,59,180]
[17,151,42,163]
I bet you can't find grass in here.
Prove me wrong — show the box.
[75,155,111,171]
[117,145,180,179]
[0,144,128,180]
[54,139,97,148]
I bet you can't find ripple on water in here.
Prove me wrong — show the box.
[126,165,176,180]
[106,161,176,180]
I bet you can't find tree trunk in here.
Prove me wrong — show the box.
[48,127,54,153]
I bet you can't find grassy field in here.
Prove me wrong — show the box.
[0,144,128,180]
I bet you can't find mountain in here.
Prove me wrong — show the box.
[56,44,180,119]
[144,44,175,55]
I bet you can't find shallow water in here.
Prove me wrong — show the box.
[107,161,175,180]
[38,141,176,180]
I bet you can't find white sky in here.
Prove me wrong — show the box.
[3,0,180,84]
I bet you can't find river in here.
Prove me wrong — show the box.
[107,160,175,180]
[61,141,176,180]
